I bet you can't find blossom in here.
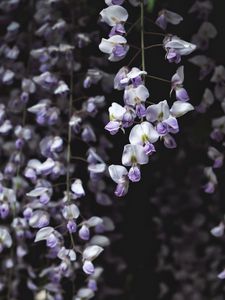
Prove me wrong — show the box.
[0,227,12,252]
[189,55,215,80]
[129,121,158,155]
[163,35,196,63]
[203,167,218,194]
[105,102,126,134]
[207,146,224,169]
[189,0,213,20]
[71,179,85,198]
[99,35,129,61]
[196,88,214,113]
[156,9,183,30]
[114,67,147,90]
[123,84,149,117]
[100,5,128,27]
[146,100,179,136]
[122,144,148,167]
[108,164,129,196]
[210,222,224,237]
[171,66,190,102]
[192,22,217,50]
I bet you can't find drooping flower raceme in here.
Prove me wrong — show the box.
[99,1,195,196]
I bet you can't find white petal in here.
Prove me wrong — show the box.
[90,235,110,247]
[171,65,184,86]
[210,223,224,237]
[77,288,94,299]
[26,187,49,198]
[38,158,55,173]
[146,100,170,122]
[170,101,194,117]
[164,10,183,25]
[83,245,104,261]
[62,204,80,219]
[100,5,128,26]
[99,38,114,54]
[85,217,103,227]
[88,163,106,174]
[122,144,148,166]
[71,179,85,197]
[34,227,54,242]
[109,102,126,120]
[27,103,47,113]
[129,121,159,145]
[108,164,128,183]
[127,67,147,79]
[135,85,149,102]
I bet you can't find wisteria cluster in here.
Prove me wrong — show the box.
[0,0,125,299]
[1,0,225,299]
[187,0,225,281]
[99,1,196,196]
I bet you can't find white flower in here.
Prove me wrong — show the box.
[100,5,128,26]
[83,245,104,261]
[58,246,76,261]
[122,144,149,166]
[62,204,80,220]
[210,223,224,238]
[108,164,128,183]
[156,9,183,30]
[129,121,159,145]
[34,227,54,242]
[124,85,149,106]
[0,227,12,250]
[170,101,194,117]
[99,35,129,62]
[71,179,85,198]
[146,100,170,123]
[109,102,126,121]
[164,35,196,56]
[26,187,49,198]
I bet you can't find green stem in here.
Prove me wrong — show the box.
[141,1,145,72]
[144,43,163,50]
[146,75,171,84]
[66,8,74,202]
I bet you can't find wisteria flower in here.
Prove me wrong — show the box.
[99,35,129,61]
[129,121,159,155]
[0,227,12,252]
[100,5,128,27]
[163,35,196,63]
[192,22,217,50]
[171,66,190,102]
[108,164,129,196]
[156,9,183,30]
[114,67,147,90]
[105,102,126,134]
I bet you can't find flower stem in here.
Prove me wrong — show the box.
[141,1,145,73]
[144,31,166,37]
[66,7,74,202]
[146,75,171,84]
[126,17,140,35]
[144,43,163,50]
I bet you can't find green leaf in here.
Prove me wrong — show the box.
[147,0,156,12]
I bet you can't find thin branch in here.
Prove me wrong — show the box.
[144,44,163,50]
[146,75,171,84]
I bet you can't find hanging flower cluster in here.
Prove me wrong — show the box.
[186,0,225,282]
[99,1,196,197]
[0,0,125,298]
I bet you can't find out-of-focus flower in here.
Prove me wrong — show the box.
[156,9,183,30]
